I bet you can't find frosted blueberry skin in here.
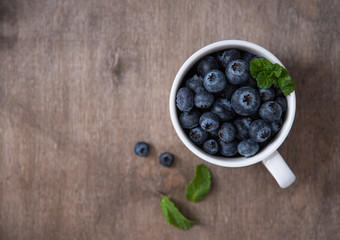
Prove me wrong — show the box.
[199,112,220,132]
[249,119,272,143]
[234,118,252,140]
[179,110,200,129]
[226,59,250,85]
[218,140,238,157]
[194,90,214,109]
[189,127,208,145]
[134,142,149,157]
[259,101,282,122]
[203,139,219,155]
[211,98,235,121]
[197,56,219,77]
[231,86,261,116]
[237,139,259,157]
[203,69,227,93]
[176,87,194,112]
[218,122,236,142]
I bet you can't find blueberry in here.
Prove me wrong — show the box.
[233,118,252,140]
[275,88,283,97]
[179,110,200,129]
[211,98,235,121]
[249,119,272,142]
[271,118,283,134]
[203,139,219,155]
[194,90,214,109]
[185,74,204,94]
[219,84,237,100]
[275,97,287,112]
[189,127,208,145]
[215,49,241,69]
[226,60,250,85]
[159,152,174,167]
[209,129,219,138]
[241,51,256,63]
[237,139,259,157]
[134,142,149,157]
[176,87,194,112]
[218,122,236,142]
[231,86,261,116]
[259,88,275,101]
[244,76,257,88]
[218,140,238,157]
[199,112,220,132]
[259,101,282,122]
[249,111,261,121]
[203,69,227,93]
[197,56,219,77]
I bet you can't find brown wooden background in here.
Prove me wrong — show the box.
[0,0,339,239]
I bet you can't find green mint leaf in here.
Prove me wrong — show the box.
[278,68,296,96]
[185,164,211,202]
[273,63,282,78]
[249,58,270,79]
[160,195,195,230]
[256,71,275,89]
[250,58,296,95]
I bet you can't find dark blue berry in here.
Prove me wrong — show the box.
[203,139,219,155]
[241,51,256,63]
[179,110,200,129]
[209,129,219,138]
[259,101,282,122]
[197,56,219,77]
[275,88,283,97]
[275,97,287,112]
[185,74,204,94]
[218,122,236,142]
[159,152,174,167]
[134,142,149,157]
[219,140,238,157]
[203,69,227,93]
[194,90,214,109]
[226,60,250,85]
[259,88,275,101]
[244,76,257,88]
[189,127,208,145]
[271,118,283,134]
[215,49,241,69]
[219,84,237,100]
[176,87,194,112]
[237,139,259,157]
[249,119,272,142]
[234,118,252,140]
[211,98,235,121]
[231,86,260,116]
[199,112,220,132]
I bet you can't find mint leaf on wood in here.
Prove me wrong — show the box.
[160,195,196,230]
[185,164,211,202]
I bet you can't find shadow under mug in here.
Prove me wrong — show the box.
[169,40,296,188]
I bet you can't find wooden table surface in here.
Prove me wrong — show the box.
[0,0,339,239]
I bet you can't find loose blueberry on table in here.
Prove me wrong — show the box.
[176,48,290,158]
[134,142,149,157]
[159,152,174,167]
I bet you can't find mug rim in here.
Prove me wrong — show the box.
[169,40,296,167]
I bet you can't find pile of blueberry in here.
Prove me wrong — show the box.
[176,49,287,157]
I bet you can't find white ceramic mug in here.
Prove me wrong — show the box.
[169,40,296,188]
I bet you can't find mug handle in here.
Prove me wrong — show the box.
[262,151,296,188]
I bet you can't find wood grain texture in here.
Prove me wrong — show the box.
[0,0,339,239]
